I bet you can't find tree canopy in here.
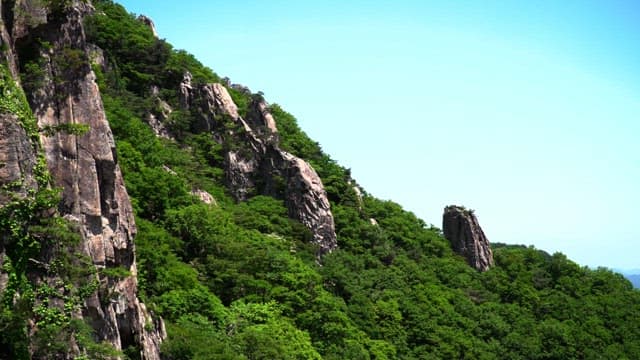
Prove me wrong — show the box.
[5,1,635,359]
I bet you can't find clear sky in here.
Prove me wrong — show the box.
[118,0,640,270]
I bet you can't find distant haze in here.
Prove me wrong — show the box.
[119,0,640,269]
[626,275,640,289]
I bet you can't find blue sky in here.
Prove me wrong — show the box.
[118,0,640,270]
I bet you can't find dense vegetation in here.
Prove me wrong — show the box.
[2,0,639,358]
[0,63,117,359]
[82,1,640,359]
[83,2,640,359]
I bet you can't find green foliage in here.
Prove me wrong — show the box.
[84,1,169,94]
[77,2,640,359]
[1,56,117,358]
[71,319,123,360]
[39,123,90,136]
[99,266,131,279]
[20,60,47,92]
[44,0,77,14]
[0,64,39,140]
[53,46,88,89]
[161,315,241,360]
[86,0,218,100]
[229,301,322,360]
[269,104,322,161]
[164,49,218,87]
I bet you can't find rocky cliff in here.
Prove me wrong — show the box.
[178,73,337,255]
[442,205,494,271]
[0,0,163,358]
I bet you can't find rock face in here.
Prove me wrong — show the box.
[442,205,494,271]
[137,15,158,38]
[278,151,335,253]
[0,113,39,294]
[145,96,174,139]
[0,114,38,203]
[179,73,338,255]
[0,1,164,358]
[191,188,217,205]
[247,97,278,137]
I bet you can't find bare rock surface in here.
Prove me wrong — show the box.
[137,15,158,37]
[246,98,278,137]
[0,114,38,202]
[210,82,241,119]
[0,1,164,358]
[179,73,337,254]
[279,151,336,254]
[442,205,494,271]
[191,188,217,205]
[145,98,173,140]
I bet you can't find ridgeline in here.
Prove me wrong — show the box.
[0,0,638,359]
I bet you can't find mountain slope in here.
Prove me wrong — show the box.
[1,0,163,358]
[84,1,640,359]
[0,0,639,359]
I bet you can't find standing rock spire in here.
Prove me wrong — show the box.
[443,205,494,271]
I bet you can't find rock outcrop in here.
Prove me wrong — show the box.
[0,0,164,358]
[277,151,336,252]
[179,73,338,255]
[145,95,174,139]
[442,205,494,271]
[137,15,158,38]
[191,188,217,205]
[246,97,278,137]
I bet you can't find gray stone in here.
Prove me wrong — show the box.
[191,189,217,205]
[0,114,38,202]
[443,205,494,271]
[178,78,337,255]
[86,43,106,71]
[137,15,158,38]
[0,2,165,358]
[146,98,174,140]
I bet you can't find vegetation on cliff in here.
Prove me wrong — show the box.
[79,1,640,359]
[0,63,118,359]
[1,0,639,358]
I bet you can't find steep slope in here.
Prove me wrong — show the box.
[2,1,640,359]
[1,0,162,358]
[178,74,336,254]
[82,1,640,359]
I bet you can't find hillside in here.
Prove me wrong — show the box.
[0,0,639,359]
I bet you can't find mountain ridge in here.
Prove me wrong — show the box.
[0,0,638,359]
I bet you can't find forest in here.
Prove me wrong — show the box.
[1,0,639,359]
